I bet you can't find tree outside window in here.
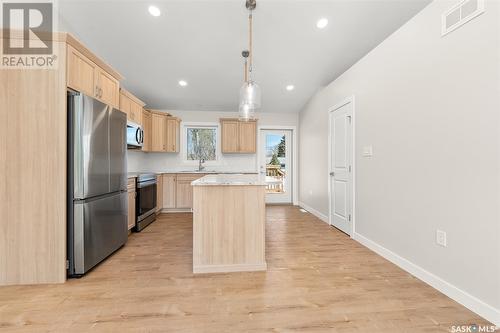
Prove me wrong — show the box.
[186,127,217,161]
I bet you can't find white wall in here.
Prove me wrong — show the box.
[299,0,500,324]
[128,110,298,172]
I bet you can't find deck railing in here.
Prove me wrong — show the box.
[266,165,285,193]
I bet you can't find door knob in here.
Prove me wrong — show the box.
[329,172,335,176]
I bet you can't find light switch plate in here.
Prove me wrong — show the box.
[363,146,373,157]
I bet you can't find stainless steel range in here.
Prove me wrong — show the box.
[135,173,157,231]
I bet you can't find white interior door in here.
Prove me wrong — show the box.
[329,102,353,235]
[259,129,292,204]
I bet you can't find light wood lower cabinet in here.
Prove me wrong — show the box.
[162,174,177,209]
[127,178,136,230]
[158,174,207,211]
[156,174,163,213]
[176,175,200,209]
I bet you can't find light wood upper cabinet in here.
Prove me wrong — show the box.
[151,113,166,152]
[131,102,143,125]
[238,121,257,153]
[221,120,240,153]
[67,45,120,108]
[120,90,145,126]
[162,174,177,209]
[67,45,96,97]
[166,117,180,153]
[142,110,152,152]
[149,112,180,153]
[96,68,119,108]
[220,118,257,154]
[119,91,131,115]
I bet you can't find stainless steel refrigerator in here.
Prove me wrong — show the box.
[67,91,128,277]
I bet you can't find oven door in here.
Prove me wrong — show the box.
[136,180,157,221]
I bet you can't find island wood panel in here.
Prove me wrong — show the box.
[162,174,177,208]
[0,40,67,285]
[192,185,266,273]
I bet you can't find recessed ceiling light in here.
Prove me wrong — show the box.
[316,18,328,29]
[148,5,161,17]
[286,85,295,91]
[178,80,188,87]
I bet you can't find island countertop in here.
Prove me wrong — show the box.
[191,174,266,186]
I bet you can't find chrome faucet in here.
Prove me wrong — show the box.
[198,158,206,172]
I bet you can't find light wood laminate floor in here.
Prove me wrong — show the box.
[0,206,490,332]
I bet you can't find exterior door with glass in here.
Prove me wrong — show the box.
[259,129,292,204]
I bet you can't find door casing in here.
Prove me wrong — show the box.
[328,96,356,236]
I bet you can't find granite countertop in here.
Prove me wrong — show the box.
[191,174,266,186]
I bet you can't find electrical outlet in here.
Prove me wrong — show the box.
[436,230,447,247]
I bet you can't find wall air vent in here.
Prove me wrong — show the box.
[442,0,485,36]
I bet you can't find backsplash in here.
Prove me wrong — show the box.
[127,150,258,173]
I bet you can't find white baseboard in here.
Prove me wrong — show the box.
[298,201,329,224]
[352,232,500,326]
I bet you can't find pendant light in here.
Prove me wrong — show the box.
[239,0,261,121]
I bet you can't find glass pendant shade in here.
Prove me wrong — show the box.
[238,80,261,121]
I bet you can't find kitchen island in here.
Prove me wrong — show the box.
[191,174,267,274]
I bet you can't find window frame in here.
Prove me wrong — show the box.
[181,122,221,165]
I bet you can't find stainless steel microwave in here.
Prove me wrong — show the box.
[127,121,144,149]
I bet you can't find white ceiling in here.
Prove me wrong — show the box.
[59,0,430,113]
